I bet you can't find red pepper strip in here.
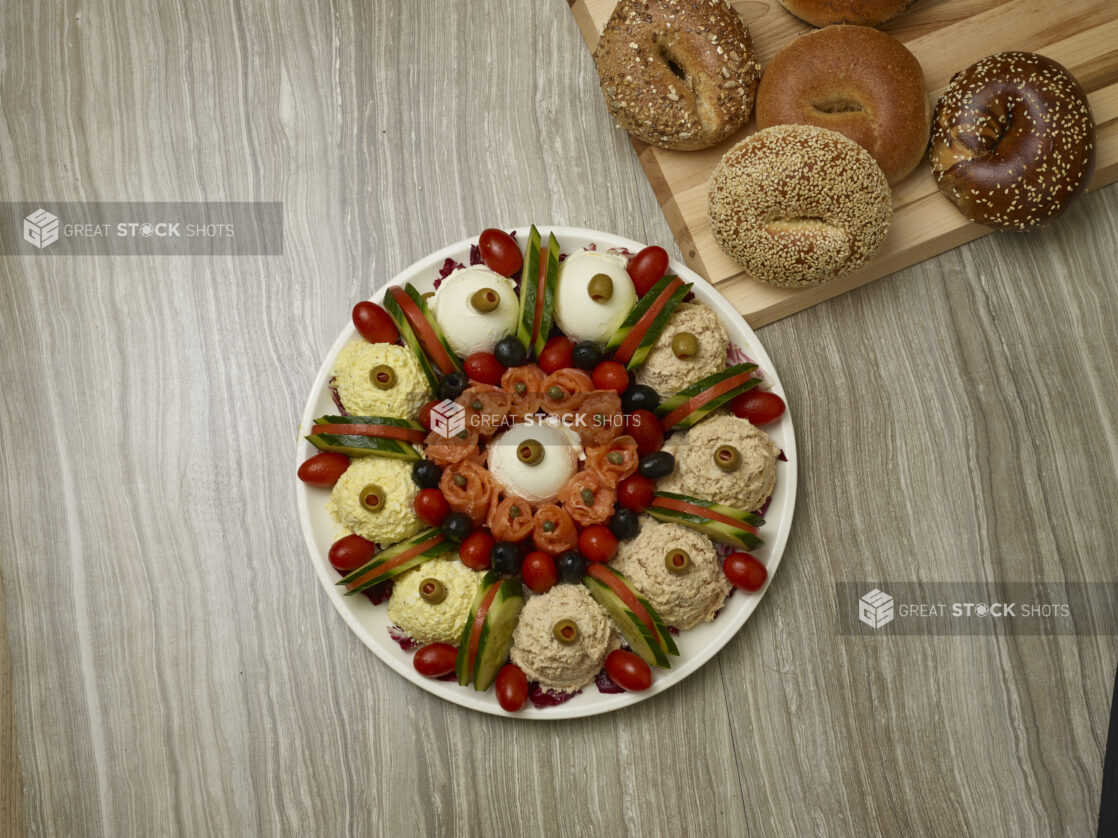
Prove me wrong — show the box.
[650,496,758,535]
[613,277,684,365]
[310,423,425,443]
[658,371,755,431]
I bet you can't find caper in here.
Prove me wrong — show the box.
[542,520,556,533]
[419,578,447,604]
[552,619,580,645]
[508,504,522,519]
[470,399,483,410]
[517,439,544,466]
[607,451,625,465]
[546,385,565,401]
[665,549,691,574]
[359,484,385,513]
[470,287,501,313]
[580,488,595,506]
[370,364,397,389]
[587,273,613,303]
[452,472,467,487]
[672,331,699,360]
[714,444,741,472]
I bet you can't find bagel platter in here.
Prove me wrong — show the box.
[569,0,1118,327]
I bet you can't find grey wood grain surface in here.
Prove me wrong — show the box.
[1,1,1116,836]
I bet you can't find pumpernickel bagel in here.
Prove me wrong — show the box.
[777,0,916,28]
[708,124,892,287]
[755,26,929,185]
[929,52,1096,230]
[593,0,761,151]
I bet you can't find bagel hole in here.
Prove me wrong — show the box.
[812,96,865,115]
[652,35,689,84]
[665,56,686,81]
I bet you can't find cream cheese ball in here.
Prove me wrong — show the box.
[509,584,620,693]
[387,558,482,644]
[660,414,778,511]
[553,250,637,345]
[487,420,581,504]
[431,266,519,356]
[327,457,424,545]
[612,519,730,630]
[634,302,730,396]
[333,341,432,420]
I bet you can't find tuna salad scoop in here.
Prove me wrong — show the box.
[634,302,729,396]
[612,519,730,630]
[387,558,482,644]
[509,584,619,693]
[328,457,424,545]
[660,414,778,511]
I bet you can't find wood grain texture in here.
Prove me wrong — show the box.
[0,1,1115,836]
[569,0,1118,325]
[0,569,27,838]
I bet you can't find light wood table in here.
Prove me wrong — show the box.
[1,1,1115,836]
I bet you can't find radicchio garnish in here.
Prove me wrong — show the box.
[433,257,465,291]
[757,495,772,517]
[528,683,580,707]
[328,376,348,416]
[595,669,624,694]
[365,579,393,605]
[387,624,419,651]
[469,244,482,265]
[726,343,768,386]
[778,449,788,462]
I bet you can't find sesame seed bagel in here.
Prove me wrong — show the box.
[708,125,892,287]
[777,0,916,28]
[593,0,761,151]
[755,26,930,185]
[929,52,1096,230]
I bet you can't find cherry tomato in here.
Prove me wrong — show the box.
[604,649,652,691]
[414,488,451,527]
[538,336,576,375]
[521,551,559,594]
[459,530,496,571]
[496,663,529,712]
[418,399,440,431]
[617,474,656,513]
[464,352,506,386]
[723,552,767,592]
[352,301,400,344]
[578,525,618,563]
[414,643,458,678]
[479,229,523,277]
[297,452,350,487]
[328,534,376,574]
[591,361,629,394]
[730,390,786,426]
[627,246,670,296]
[625,409,664,456]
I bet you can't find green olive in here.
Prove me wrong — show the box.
[421,291,435,302]
[419,578,447,604]
[607,451,625,465]
[671,331,699,360]
[370,364,397,389]
[665,549,691,574]
[517,439,544,465]
[547,385,565,401]
[470,287,501,313]
[587,273,614,303]
[552,619,580,645]
[714,444,741,472]
[359,484,385,513]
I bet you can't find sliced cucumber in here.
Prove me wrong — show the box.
[338,528,451,594]
[515,226,543,352]
[472,578,525,691]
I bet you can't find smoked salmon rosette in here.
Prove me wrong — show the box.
[440,459,498,525]
[423,428,480,467]
[571,390,623,448]
[558,471,616,527]
[501,364,546,420]
[531,503,579,555]
[584,434,639,488]
[487,494,536,542]
[456,384,512,439]
[539,368,594,416]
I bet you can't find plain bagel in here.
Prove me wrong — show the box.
[755,25,930,184]
[777,0,916,28]
[929,51,1096,230]
[708,124,892,287]
[593,0,761,151]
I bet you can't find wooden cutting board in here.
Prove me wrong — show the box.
[568,0,1118,326]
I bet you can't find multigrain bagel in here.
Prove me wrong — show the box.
[593,0,761,151]
[929,52,1096,230]
[755,26,930,184]
[777,0,916,28]
[708,125,892,287]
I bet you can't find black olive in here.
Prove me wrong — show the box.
[621,384,661,413]
[441,511,473,542]
[438,371,469,400]
[411,459,443,489]
[638,451,675,480]
[571,341,603,370]
[491,541,524,576]
[494,336,528,367]
[556,550,588,583]
[608,508,640,540]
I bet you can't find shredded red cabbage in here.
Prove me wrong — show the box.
[595,668,624,694]
[387,624,419,651]
[778,449,787,462]
[433,258,465,291]
[528,682,580,707]
[757,495,772,517]
[364,579,393,605]
[469,244,482,265]
[328,376,348,416]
